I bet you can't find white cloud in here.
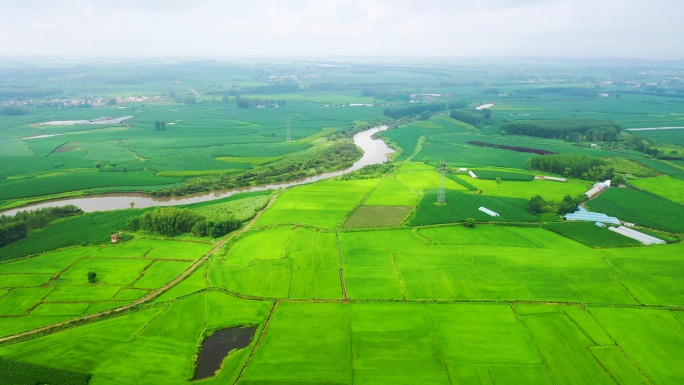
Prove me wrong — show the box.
[0,0,682,57]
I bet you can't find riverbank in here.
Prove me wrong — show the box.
[1,126,394,216]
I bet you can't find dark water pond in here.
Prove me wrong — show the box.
[1,126,393,216]
[194,326,256,380]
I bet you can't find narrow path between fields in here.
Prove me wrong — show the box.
[0,192,282,345]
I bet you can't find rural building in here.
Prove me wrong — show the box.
[584,180,611,198]
[111,233,120,243]
[458,168,468,172]
[535,176,567,182]
[478,207,500,217]
[469,171,478,179]
[608,226,666,245]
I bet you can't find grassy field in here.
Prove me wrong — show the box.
[343,206,412,228]
[409,190,536,225]
[629,175,684,204]
[543,222,642,248]
[253,179,379,229]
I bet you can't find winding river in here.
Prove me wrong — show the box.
[1,126,394,216]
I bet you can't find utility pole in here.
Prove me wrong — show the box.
[437,160,446,204]
[286,117,292,142]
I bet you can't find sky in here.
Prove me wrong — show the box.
[1,0,682,58]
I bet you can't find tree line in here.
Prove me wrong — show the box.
[528,194,584,216]
[383,101,465,119]
[526,153,614,181]
[127,207,240,237]
[0,205,82,247]
[449,108,492,127]
[499,119,621,140]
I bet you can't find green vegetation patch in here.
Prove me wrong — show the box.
[543,222,642,248]
[0,287,52,316]
[254,179,379,228]
[212,227,342,299]
[0,210,140,262]
[55,258,151,286]
[586,187,684,233]
[601,243,684,306]
[0,358,91,385]
[394,168,467,193]
[344,206,412,229]
[410,190,536,225]
[133,260,193,289]
[191,193,270,222]
[590,307,684,384]
[418,225,540,248]
[0,170,180,200]
[629,175,684,204]
[363,176,418,206]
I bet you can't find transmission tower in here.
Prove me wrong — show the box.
[286,118,292,142]
[437,160,446,204]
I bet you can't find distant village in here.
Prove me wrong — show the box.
[0,94,163,109]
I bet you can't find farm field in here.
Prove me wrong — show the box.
[1,58,684,385]
[0,239,212,339]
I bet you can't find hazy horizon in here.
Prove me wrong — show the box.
[1,0,683,59]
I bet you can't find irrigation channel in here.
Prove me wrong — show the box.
[2,126,394,216]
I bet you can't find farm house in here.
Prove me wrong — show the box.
[585,180,611,198]
[469,171,478,179]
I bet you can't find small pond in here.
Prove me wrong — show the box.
[194,326,256,380]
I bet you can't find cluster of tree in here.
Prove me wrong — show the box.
[207,83,299,96]
[361,89,411,101]
[87,271,97,284]
[0,221,27,248]
[154,121,167,131]
[526,153,614,181]
[0,106,30,115]
[565,126,621,143]
[339,163,394,180]
[0,205,83,247]
[515,87,599,98]
[235,96,286,109]
[384,101,465,119]
[499,119,621,140]
[151,141,362,197]
[528,195,584,216]
[190,218,241,238]
[175,97,196,105]
[127,207,240,238]
[127,207,203,236]
[449,108,492,127]
[239,84,299,95]
[623,133,682,160]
